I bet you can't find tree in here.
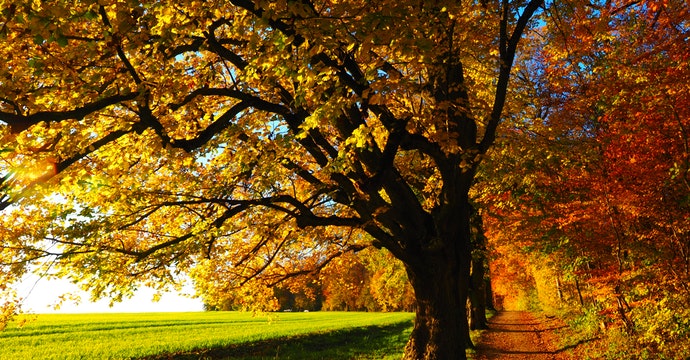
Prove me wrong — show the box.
[468,206,489,329]
[363,246,416,312]
[321,246,415,312]
[319,250,376,312]
[196,246,414,312]
[475,1,690,357]
[0,1,543,358]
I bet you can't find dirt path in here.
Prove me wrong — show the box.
[474,311,569,360]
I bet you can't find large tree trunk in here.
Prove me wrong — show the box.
[403,255,472,359]
[402,200,473,360]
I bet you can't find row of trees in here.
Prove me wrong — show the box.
[200,247,416,313]
[476,2,689,358]
[199,219,492,320]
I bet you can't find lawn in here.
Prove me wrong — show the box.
[0,311,414,359]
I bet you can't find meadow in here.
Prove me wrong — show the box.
[0,311,414,359]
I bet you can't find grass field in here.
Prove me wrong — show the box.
[0,311,414,359]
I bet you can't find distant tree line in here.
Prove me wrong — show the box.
[202,248,416,312]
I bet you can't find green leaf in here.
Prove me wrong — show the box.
[27,57,42,68]
[56,35,68,47]
[33,34,44,45]
[83,10,98,20]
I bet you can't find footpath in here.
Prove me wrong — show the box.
[473,311,574,360]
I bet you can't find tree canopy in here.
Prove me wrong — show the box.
[7,0,687,358]
[475,1,689,357]
[1,1,543,358]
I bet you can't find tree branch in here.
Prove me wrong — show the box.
[265,243,368,287]
[0,93,138,134]
[479,0,544,153]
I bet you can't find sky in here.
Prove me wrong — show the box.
[16,275,204,313]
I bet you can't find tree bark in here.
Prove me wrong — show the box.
[403,256,472,359]
[469,256,489,330]
[395,0,542,356]
[485,277,496,311]
[402,200,473,360]
[469,208,489,330]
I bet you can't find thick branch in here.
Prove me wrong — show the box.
[168,87,288,114]
[266,194,362,228]
[0,127,135,210]
[228,0,305,47]
[56,127,135,173]
[117,203,248,260]
[204,20,249,70]
[479,0,544,152]
[0,93,138,134]
[111,193,360,262]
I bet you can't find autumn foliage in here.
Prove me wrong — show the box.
[196,247,415,313]
[0,1,548,358]
[476,1,690,358]
[1,0,687,358]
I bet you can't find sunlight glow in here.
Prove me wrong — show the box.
[17,276,204,313]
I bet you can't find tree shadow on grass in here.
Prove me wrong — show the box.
[140,321,413,360]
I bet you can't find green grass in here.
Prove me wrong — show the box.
[0,311,414,359]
